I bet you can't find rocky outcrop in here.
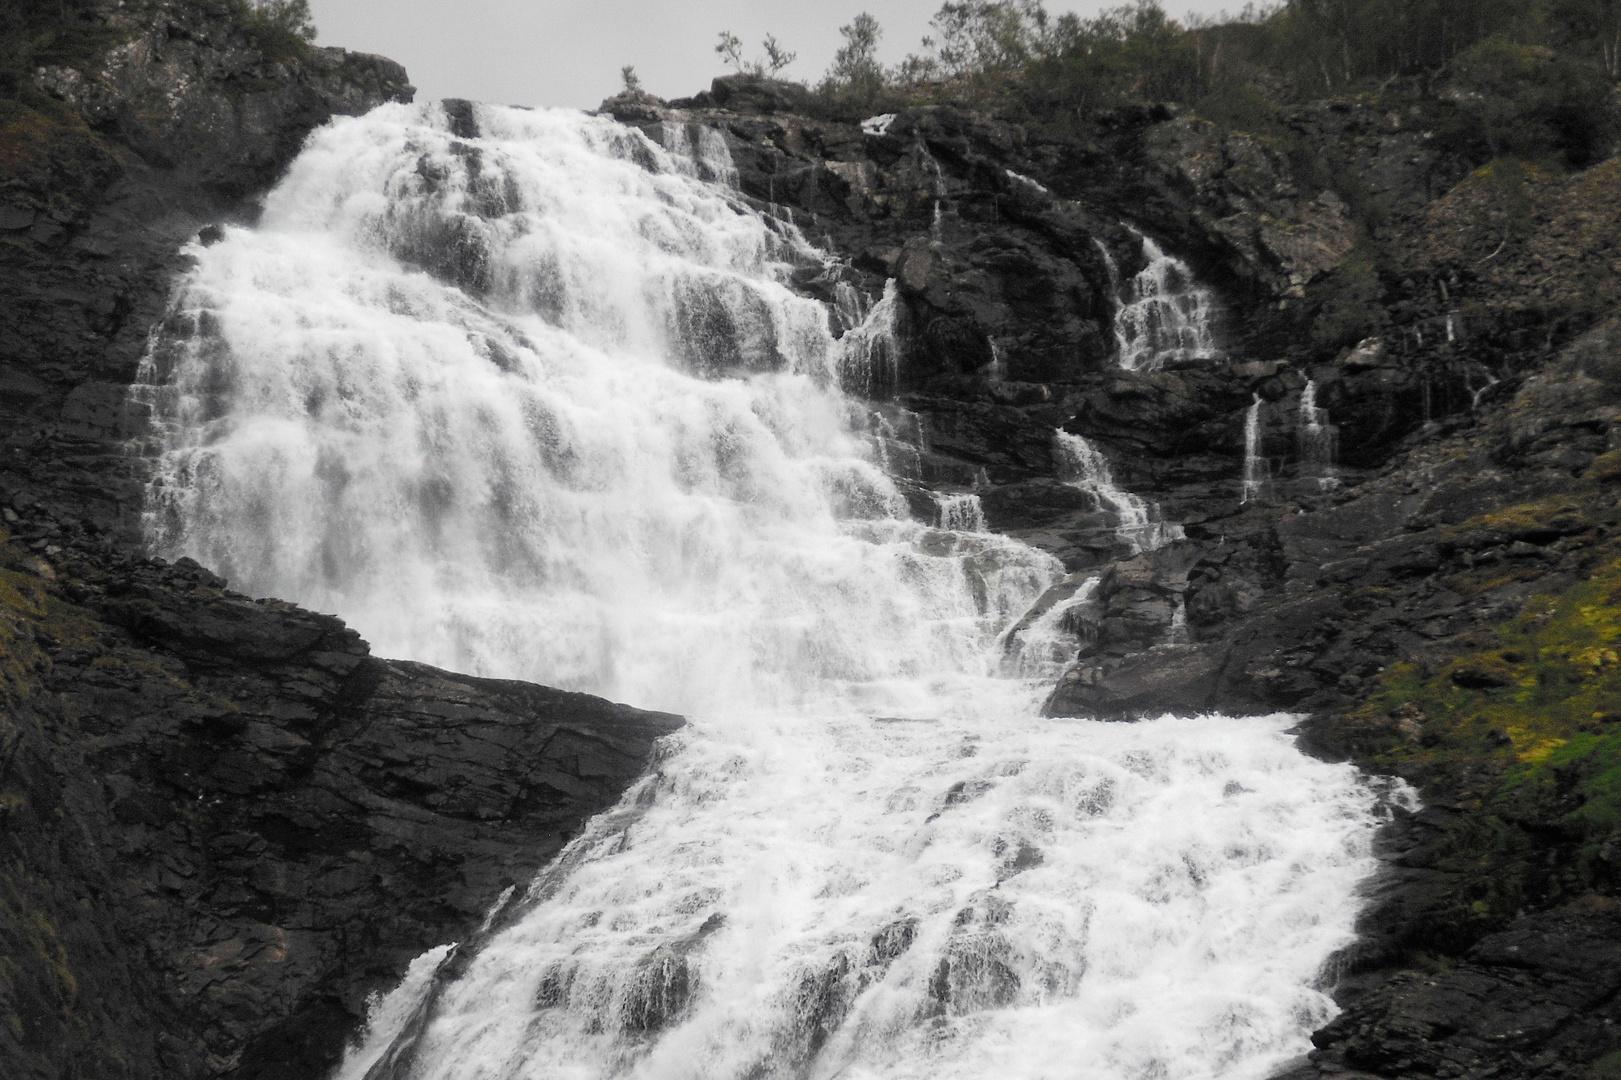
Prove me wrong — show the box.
[1142,115,1359,299]
[1285,899,1621,1080]
[0,535,679,1079]
[0,0,413,552]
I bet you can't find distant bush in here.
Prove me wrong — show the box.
[232,0,318,64]
[1446,37,1615,169]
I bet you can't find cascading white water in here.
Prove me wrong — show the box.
[836,280,901,397]
[1242,395,1269,505]
[1053,431,1183,553]
[1109,233,1219,372]
[934,493,986,533]
[1297,381,1338,491]
[134,100,1395,1080]
[1000,575,1101,677]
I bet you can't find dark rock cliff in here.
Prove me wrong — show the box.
[0,536,680,1078]
[0,5,682,1079]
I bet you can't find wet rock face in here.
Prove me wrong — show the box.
[1284,900,1621,1080]
[0,540,680,1080]
[1143,116,1359,300]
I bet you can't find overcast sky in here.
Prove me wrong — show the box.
[308,0,1247,110]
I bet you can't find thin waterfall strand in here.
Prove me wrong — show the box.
[1298,381,1338,490]
[1242,395,1269,504]
[1053,431,1183,552]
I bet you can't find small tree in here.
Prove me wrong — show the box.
[825,12,889,101]
[250,0,316,43]
[762,34,797,74]
[715,30,797,76]
[620,64,643,94]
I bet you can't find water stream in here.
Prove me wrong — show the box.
[1109,233,1219,372]
[1242,396,1269,505]
[1297,381,1338,491]
[1053,432,1183,553]
[132,101,1392,1080]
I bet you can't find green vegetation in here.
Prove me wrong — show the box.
[1,0,315,117]
[785,0,1620,175]
[1343,532,1621,948]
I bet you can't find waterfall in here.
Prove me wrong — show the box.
[934,492,986,533]
[1000,575,1101,677]
[918,142,946,242]
[1297,381,1338,490]
[1110,232,1219,371]
[132,100,1390,1080]
[1053,431,1183,553]
[834,280,900,398]
[1242,395,1270,504]
[867,406,926,482]
[1168,593,1191,644]
[662,121,739,189]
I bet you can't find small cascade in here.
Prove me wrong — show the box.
[835,280,900,397]
[985,341,1005,383]
[1111,232,1220,371]
[1168,593,1191,644]
[1000,575,1102,678]
[1005,169,1050,195]
[1092,238,1122,295]
[935,492,986,533]
[867,406,927,482]
[1054,431,1183,552]
[659,122,739,189]
[1297,380,1339,490]
[1242,394,1270,504]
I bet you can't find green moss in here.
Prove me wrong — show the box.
[1348,551,1621,942]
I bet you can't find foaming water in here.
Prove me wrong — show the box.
[132,101,1395,1080]
[343,708,1392,1080]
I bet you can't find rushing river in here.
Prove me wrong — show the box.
[135,101,1394,1080]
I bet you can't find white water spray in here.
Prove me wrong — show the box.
[836,280,902,398]
[1053,431,1183,553]
[132,101,1391,1080]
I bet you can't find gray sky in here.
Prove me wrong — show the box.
[309,0,1248,110]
